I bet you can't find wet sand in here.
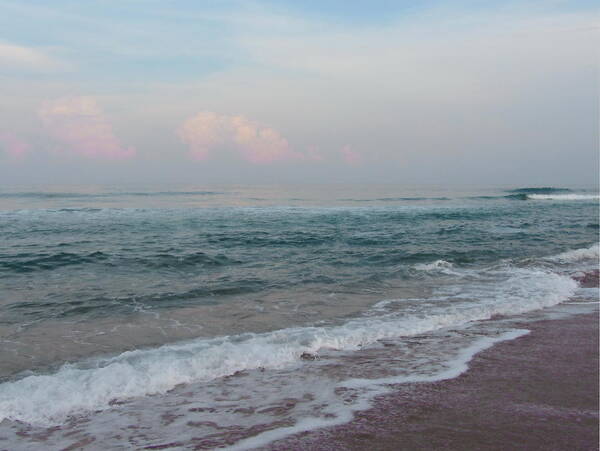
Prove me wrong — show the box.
[264,311,599,451]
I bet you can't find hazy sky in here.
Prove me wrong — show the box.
[0,0,597,186]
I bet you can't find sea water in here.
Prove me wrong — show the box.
[0,184,598,449]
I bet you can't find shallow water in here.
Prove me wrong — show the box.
[0,184,598,449]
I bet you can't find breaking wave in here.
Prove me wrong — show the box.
[528,194,599,201]
[547,243,599,263]
[0,264,578,426]
[507,187,572,194]
[414,260,454,271]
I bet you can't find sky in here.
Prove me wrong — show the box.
[0,0,598,186]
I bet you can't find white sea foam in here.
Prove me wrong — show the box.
[528,194,599,201]
[369,297,421,312]
[223,329,530,451]
[575,287,600,300]
[341,328,530,389]
[414,259,454,271]
[0,267,578,426]
[548,243,599,263]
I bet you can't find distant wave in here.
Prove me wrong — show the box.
[468,194,535,200]
[504,194,529,200]
[528,194,599,201]
[507,187,572,194]
[338,197,450,202]
[466,196,500,200]
[501,193,598,201]
[375,197,450,201]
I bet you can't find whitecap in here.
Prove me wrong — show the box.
[548,243,599,263]
[414,260,454,271]
[528,194,599,201]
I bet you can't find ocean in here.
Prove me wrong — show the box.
[0,184,598,449]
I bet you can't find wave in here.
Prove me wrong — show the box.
[0,251,109,273]
[0,266,577,426]
[414,259,454,272]
[527,194,599,201]
[466,193,566,201]
[499,193,598,201]
[504,193,529,200]
[414,243,599,273]
[0,250,237,274]
[137,251,238,269]
[55,207,103,213]
[374,197,450,202]
[467,194,529,200]
[466,195,502,200]
[338,197,450,202]
[507,187,572,194]
[5,278,262,321]
[547,243,599,263]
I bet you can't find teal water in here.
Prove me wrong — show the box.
[0,184,598,448]
[1,185,597,326]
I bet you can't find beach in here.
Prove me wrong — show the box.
[1,0,598,448]
[0,187,597,450]
[264,310,599,451]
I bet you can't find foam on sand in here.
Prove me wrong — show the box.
[223,329,530,451]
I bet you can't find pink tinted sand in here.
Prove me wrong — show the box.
[264,310,599,451]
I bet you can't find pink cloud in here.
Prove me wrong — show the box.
[39,96,135,159]
[0,132,29,160]
[178,112,300,164]
[340,145,362,166]
[305,145,324,162]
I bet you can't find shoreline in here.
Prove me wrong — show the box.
[2,275,597,449]
[263,310,599,451]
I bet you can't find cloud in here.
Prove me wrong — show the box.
[0,132,29,160]
[340,145,362,166]
[178,112,300,163]
[0,41,66,71]
[305,145,324,162]
[39,97,135,159]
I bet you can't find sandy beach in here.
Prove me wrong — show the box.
[264,310,599,451]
